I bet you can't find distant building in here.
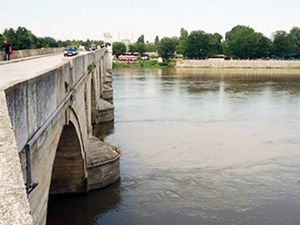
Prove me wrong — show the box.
[144,52,159,59]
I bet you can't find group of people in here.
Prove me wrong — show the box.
[2,40,12,61]
[91,41,105,51]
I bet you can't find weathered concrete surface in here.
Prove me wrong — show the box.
[0,91,33,225]
[87,136,121,190]
[93,98,114,124]
[176,59,300,68]
[104,74,113,87]
[102,84,113,101]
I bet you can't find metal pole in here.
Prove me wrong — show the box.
[25,144,31,195]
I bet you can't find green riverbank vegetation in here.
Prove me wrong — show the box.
[113,26,300,61]
[113,60,176,69]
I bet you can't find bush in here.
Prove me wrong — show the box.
[113,62,131,68]
[113,60,175,69]
[167,61,176,68]
[159,62,169,67]
[141,60,159,68]
[159,60,176,68]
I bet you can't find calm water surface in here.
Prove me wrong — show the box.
[47,68,300,225]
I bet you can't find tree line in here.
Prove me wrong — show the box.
[113,25,300,60]
[0,26,104,51]
[2,25,300,60]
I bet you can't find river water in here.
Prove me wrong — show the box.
[47,68,300,225]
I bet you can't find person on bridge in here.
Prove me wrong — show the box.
[91,41,96,51]
[3,40,11,61]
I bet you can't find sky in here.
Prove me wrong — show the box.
[1,0,300,43]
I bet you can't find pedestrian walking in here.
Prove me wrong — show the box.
[3,40,12,61]
[91,41,96,51]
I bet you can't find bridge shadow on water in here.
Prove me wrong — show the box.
[46,179,121,225]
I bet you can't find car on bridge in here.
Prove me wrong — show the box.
[64,46,79,57]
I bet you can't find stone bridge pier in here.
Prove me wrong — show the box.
[2,47,120,225]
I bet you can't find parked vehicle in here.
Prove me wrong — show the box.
[64,46,79,57]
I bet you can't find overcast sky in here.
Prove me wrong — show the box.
[1,0,299,43]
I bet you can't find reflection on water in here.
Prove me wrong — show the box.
[47,68,300,225]
[46,181,121,225]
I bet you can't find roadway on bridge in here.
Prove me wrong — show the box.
[0,51,90,91]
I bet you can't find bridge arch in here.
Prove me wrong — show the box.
[49,119,87,195]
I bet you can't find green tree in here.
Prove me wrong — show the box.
[176,28,188,55]
[224,25,270,58]
[176,41,185,55]
[157,37,177,59]
[128,44,138,52]
[113,42,126,57]
[57,39,72,48]
[136,42,146,56]
[36,37,47,48]
[184,30,210,58]
[287,27,300,55]
[40,36,58,48]
[21,27,37,49]
[4,26,38,50]
[145,43,155,52]
[137,34,144,43]
[253,33,272,58]
[154,35,160,50]
[3,28,18,49]
[209,33,223,55]
[129,40,146,55]
[224,25,255,58]
[272,30,289,58]
[70,40,82,48]
[180,28,188,40]
[0,33,4,46]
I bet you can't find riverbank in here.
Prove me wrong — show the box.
[114,59,300,69]
[176,59,300,68]
[113,60,175,69]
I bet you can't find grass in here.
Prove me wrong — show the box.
[113,60,176,69]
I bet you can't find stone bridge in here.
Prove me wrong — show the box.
[0,48,120,225]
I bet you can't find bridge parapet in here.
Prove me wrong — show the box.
[0,91,33,225]
[0,47,65,62]
[1,48,119,225]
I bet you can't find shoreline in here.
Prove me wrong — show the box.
[176,59,300,69]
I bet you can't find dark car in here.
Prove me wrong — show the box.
[64,46,79,57]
